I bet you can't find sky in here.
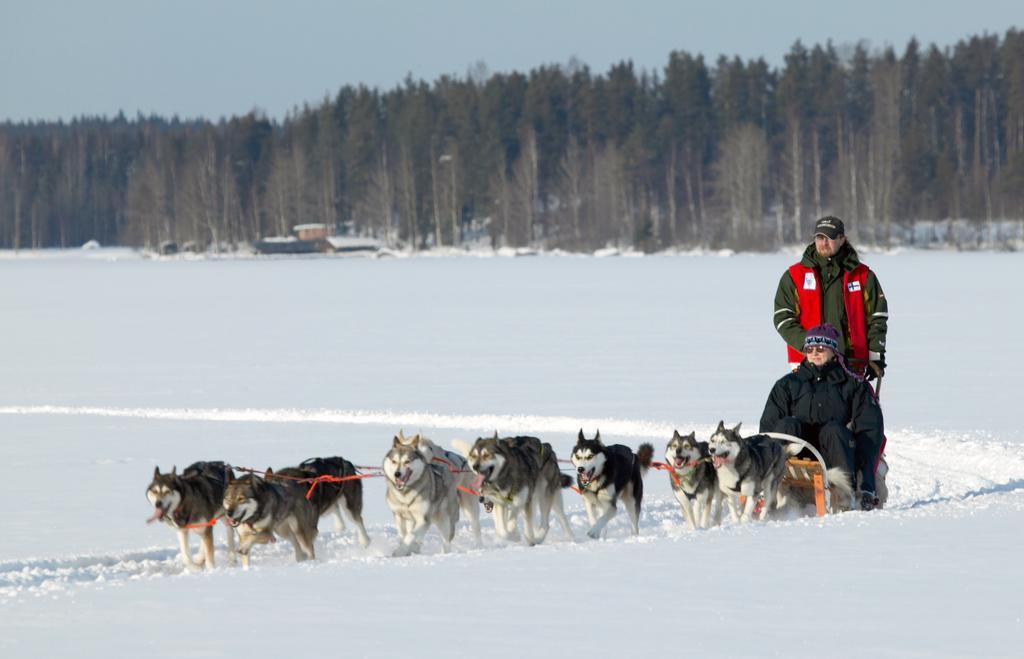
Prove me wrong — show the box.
[0,0,1020,122]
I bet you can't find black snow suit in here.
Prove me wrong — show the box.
[759,358,884,492]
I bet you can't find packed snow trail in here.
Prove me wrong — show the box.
[0,405,675,439]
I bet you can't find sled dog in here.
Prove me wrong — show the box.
[222,468,319,568]
[272,456,370,547]
[466,433,574,545]
[571,430,653,538]
[383,435,460,557]
[664,430,721,530]
[707,421,802,523]
[146,461,236,569]
[396,431,481,546]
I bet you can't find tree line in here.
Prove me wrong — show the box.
[1,30,1023,252]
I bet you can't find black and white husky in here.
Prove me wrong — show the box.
[396,431,481,547]
[707,421,802,523]
[146,461,235,570]
[383,435,461,557]
[272,456,370,548]
[571,430,654,538]
[664,430,721,530]
[222,469,320,568]
[466,433,575,546]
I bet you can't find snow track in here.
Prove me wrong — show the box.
[0,404,675,439]
[3,406,1023,603]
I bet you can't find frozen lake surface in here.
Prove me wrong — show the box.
[1,249,1021,657]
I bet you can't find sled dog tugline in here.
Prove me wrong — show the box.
[773,216,888,380]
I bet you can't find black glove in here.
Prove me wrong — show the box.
[865,357,885,381]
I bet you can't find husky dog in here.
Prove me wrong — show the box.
[146,461,236,570]
[272,456,371,548]
[396,431,481,546]
[664,430,721,530]
[222,469,319,568]
[571,430,653,538]
[707,421,802,523]
[466,433,574,546]
[383,435,460,557]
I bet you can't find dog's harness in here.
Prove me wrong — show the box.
[652,458,709,488]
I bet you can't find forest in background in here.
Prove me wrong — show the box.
[1,30,1023,252]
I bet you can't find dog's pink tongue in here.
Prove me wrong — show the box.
[470,474,485,490]
[146,509,164,524]
[712,456,726,468]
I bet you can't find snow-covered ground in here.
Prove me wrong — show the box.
[1,249,1022,657]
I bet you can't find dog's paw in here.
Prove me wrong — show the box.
[586,528,602,540]
[391,545,411,558]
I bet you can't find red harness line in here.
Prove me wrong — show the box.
[650,460,682,487]
[301,457,480,500]
[182,517,222,530]
[431,456,483,497]
[300,473,383,500]
[233,455,571,503]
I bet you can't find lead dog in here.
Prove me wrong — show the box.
[707,421,802,523]
[466,433,574,546]
[571,430,653,538]
[396,431,482,546]
[222,468,319,567]
[272,456,371,548]
[146,461,235,570]
[383,435,460,557]
[664,430,721,530]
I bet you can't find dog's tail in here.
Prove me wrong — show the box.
[450,439,472,458]
[558,474,574,489]
[827,467,856,511]
[785,442,804,457]
[636,443,654,473]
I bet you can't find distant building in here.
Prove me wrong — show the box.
[292,224,330,241]
[254,223,380,255]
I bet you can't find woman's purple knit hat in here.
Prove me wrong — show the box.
[803,323,841,352]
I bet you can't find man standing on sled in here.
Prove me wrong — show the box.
[759,324,885,511]
[772,216,889,379]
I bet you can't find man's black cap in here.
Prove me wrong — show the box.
[813,216,845,239]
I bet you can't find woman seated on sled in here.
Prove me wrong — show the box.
[758,323,884,511]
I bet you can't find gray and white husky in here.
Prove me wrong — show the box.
[272,456,371,548]
[707,421,802,523]
[383,435,460,557]
[396,431,481,546]
[571,430,653,538]
[146,461,236,570]
[466,433,574,546]
[664,430,721,530]
[222,469,319,568]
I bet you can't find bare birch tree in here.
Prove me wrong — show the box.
[716,123,768,247]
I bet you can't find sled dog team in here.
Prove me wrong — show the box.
[146,424,842,569]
